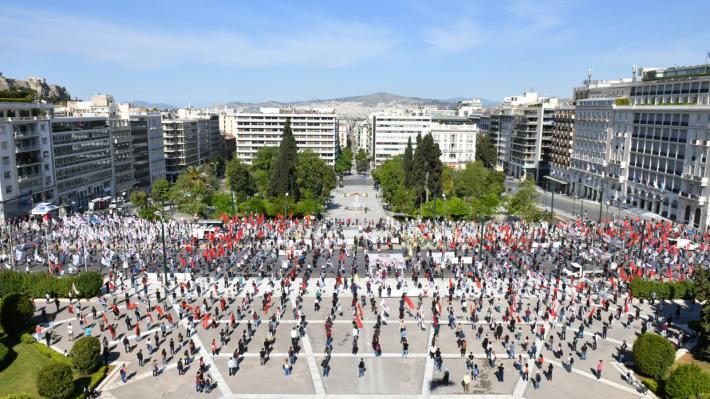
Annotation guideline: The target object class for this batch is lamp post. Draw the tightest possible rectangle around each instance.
[155,211,168,286]
[284,192,289,220]
[442,193,447,222]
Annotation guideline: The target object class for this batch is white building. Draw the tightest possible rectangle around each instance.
[370,110,431,166]
[456,98,483,117]
[0,102,56,221]
[430,116,477,169]
[370,110,477,169]
[221,108,338,165]
[566,64,710,227]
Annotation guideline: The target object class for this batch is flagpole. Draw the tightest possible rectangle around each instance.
[45,220,50,272]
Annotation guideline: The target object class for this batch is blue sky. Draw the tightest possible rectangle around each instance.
[2,0,710,106]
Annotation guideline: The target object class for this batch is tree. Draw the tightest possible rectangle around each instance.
[355,149,369,174]
[169,167,214,217]
[226,158,256,202]
[476,134,498,169]
[335,146,353,175]
[151,179,171,206]
[632,333,676,379]
[297,150,336,201]
[36,363,74,399]
[413,133,442,206]
[70,336,102,375]
[665,364,710,399]
[402,137,414,187]
[129,191,148,209]
[0,293,33,335]
[209,154,226,178]
[506,178,540,220]
[251,146,278,196]
[697,268,710,360]
[269,119,300,200]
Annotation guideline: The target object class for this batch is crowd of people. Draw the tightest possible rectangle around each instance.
[19,209,708,394]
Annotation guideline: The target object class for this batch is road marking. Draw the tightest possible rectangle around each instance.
[169,298,233,397]
[291,296,326,396]
[421,325,435,395]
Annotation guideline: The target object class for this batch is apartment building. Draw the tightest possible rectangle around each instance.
[547,103,575,192]
[51,117,113,211]
[223,108,338,165]
[371,111,431,167]
[0,102,56,221]
[508,97,559,182]
[109,118,134,195]
[161,117,200,182]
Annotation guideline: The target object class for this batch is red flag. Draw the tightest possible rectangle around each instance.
[448,278,453,290]
[588,306,596,320]
[155,305,165,317]
[476,278,481,289]
[147,312,154,323]
[263,294,272,315]
[108,281,115,291]
[667,267,673,281]
[101,312,108,325]
[436,301,442,315]
[127,302,138,310]
[135,323,141,336]
[355,313,363,329]
[403,295,414,310]
[202,314,210,329]
[357,302,364,318]
[43,214,50,223]
[180,257,186,267]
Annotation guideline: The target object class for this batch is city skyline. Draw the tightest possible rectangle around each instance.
[3,0,710,106]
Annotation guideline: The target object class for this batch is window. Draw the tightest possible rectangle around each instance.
[5,186,11,194]
[3,171,9,179]
[0,141,6,150]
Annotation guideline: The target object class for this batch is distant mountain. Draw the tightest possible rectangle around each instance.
[130,100,177,110]
[225,92,459,108]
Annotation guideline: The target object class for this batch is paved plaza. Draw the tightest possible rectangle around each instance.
[31,274,693,399]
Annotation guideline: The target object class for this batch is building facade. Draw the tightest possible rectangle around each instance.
[51,117,113,211]
[430,116,477,169]
[508,97,558,182]
[371,111,431,167]
[547,103,575,192]
[0,103,56,220]
[161,118,200,182]
[224,108,338,165]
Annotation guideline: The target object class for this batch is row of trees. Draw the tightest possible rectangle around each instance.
[133,119,336,219]
[372,133,541,220]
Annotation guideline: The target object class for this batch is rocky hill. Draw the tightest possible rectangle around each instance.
[0,73,71,102]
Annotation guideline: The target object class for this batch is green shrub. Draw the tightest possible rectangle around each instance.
[0,394,37,399]
[69,336,101,375]
[0,270,102,299]
[633,333,676,379]
[20,332,36,344]
[32,342,71,365]
[629,278,694,300]
[36,362,74,399]
[640,376,660,393]
[76,365,108,399]
[0,293,34,335]
[665,364,710,399]
[0,342,10,369]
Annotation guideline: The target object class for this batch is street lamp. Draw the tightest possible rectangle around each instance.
[442,193,447,222]
[155,211,169,286]
[284,192,289,219]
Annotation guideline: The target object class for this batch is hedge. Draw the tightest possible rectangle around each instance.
[0,342,10,370]
[0,293,34,335]
[0,394,36,399]
[629,278,695,300]
[36,362,74,399]
[633,333,676,379]
[665,364,710,399]
[32,342,71,366]
[69,336,101,375]
[76,365,108,399]
[640,375,661,394]
[0,270,103,299]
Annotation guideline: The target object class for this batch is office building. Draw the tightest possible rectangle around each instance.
[161,117,200,182]
[223,108,338,165]
[0,102,56,221]
[508,96,559,182]
[370,110,431,167]
[51,116,113,211]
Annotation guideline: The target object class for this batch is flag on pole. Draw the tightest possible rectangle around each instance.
[403,295,414,310]
[202,314,210,329]
[355,313,363,329]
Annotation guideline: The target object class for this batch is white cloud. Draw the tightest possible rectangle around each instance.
[425,19,482,52]
[0,8,396,70]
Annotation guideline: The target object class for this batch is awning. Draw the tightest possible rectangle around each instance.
[30,203,58,216]
[544,176,568,185]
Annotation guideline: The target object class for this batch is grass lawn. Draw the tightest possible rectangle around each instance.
[0,339,55,397]
[674,352,710,375]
